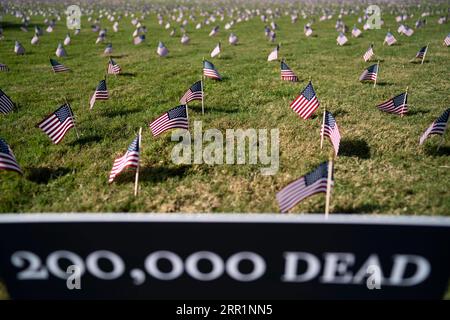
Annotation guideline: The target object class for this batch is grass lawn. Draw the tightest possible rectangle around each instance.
[0,10,449,214]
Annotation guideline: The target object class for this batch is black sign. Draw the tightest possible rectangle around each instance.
[0,214,449,299]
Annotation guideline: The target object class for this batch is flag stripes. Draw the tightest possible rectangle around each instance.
[290,81,320,119]
[0,138,22,174]
[149,105,189,137]
[0,89,15,114]
[277,162,333,213]
[37,103,75,144]
[109,135,140,183]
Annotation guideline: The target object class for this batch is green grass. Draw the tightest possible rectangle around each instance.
[0,10,449,214]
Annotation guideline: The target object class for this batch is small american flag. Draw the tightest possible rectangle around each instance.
[210,42,221,58]
[384,32,397,46]
[14,41,25,55]
[336,32,348,46]
[203,60,221,80]
[209,25,219,36]
[359,63,378,82]
[90,79,109,110]
[377,92,408,115]
[276,161,333,213]
[267,45,279,61]
[104,43,113,55]
[321,111,341,156]
[133,35,145,45]
[50,58,69,73]
[290,81,320,119]
[55,43,66,57]
[149,105,189,137]
[0,63,9,72]
[352,26,362,37]
[107,58,121,75]
[402,26,414,37]
[363,44,374,62]
[108,135,140,183]
[304,26,313,37]
[280,60,298,82]
[0,89,15,114]
[180,81,203,104]
[414,46,428,60]
[419,108,450,145]
[37,103,75,144]
[0,138,22,175]
[444,33,450,47]
[157,41,169,57]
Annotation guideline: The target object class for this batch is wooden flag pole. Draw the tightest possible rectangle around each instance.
[320,108,326,149]
[421,44,429,65]
[202,57,205,115]
[201,78,205,115]
[401,86,408,118]
[374,60,380,88]
[325,156,333,219]
[64,97,80,138]
[134,127,142,197]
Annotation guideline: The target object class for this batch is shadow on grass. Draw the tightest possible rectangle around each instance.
[333,109,348,117]
[375,81,393,87]
[102,108,141,118]
[110,54,129,59]
[408,108,430,116]
[115,165,189,184]
[69,134,102,146]
[26,167,70,184]
[333,203,381,213]
[424,145,450,156]
[339,138,370,159]
[119,72,136,77]
[189,105,239,114]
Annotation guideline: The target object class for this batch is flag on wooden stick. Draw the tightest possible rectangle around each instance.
[0,138,22,175]
[276,161,334,213]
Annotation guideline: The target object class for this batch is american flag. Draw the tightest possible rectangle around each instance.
[280,60,298,82]
[359,63,378,82]
[419,108,450,145]
[0,138,22,175]
[267,45,279,61]
[304,26,313,37]
[157,41,169,57]
[321,111,341,156]
[14,41,25,55]
[149,105,189,137]
[402,26,414,37]
[203,60,221,80]
[133,34,145,45]
[209,25,219,36]
[377,92,408,115]
[90,79,109,110]
[384,32,397,46]
[37,103,75,144]
[0,63,9,72]
[107,58,121,74]
[352,26,362,37]
[336,32,348,46]
[108,135,140,183]
[414,46,428,59]
[276,161,333,213]
[0,89,15,114]
[50,58,69,73]
[210,42,221,58]
[363,44,374,62]
[55,43,66,57]
[104,43,113,55]
[444,33,450,47]
[180,81,203,104]
[290,81,320,119]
